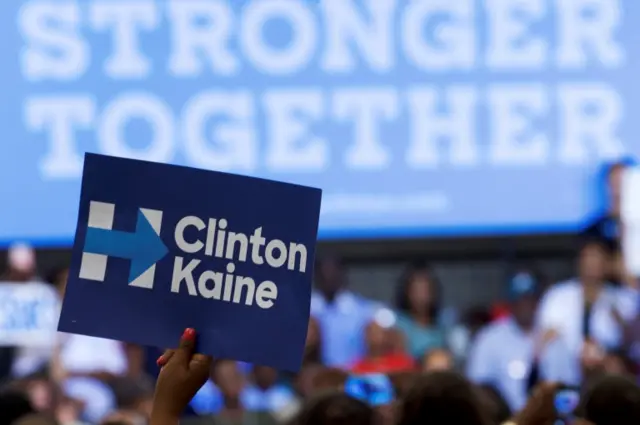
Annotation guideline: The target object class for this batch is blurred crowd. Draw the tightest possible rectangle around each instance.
[0,162,638,425]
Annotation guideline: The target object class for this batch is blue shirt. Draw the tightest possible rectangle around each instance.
[466,317,579,411]
[310,291,378,367]
[190,380,295,414]
[394,312,445,359]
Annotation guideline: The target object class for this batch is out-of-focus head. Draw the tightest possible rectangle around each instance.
[313,368,349,392]
[607,161,628,215]
[578,239,611,284]
[396,262,440,320]
[11,414,59,425]
[422,349,454,372]
[110,376,155,418]
[253,365,279,390]
[0,390,35,425]
[475,384,511,425]
[314,256,345,296]
[365,308,397,356]
[582,375,640,425]
[397,371,490,425]
[295,391,375,425]
[295,363,324,397]
[506,271,541,328]
[5,242,36,282]
[213,360,245,398]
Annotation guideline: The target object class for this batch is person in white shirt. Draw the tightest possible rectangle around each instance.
[537,239,639,373]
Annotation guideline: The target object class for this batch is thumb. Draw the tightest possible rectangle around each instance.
[172,328,197,366]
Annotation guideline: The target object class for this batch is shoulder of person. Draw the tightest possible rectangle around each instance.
[473,319,509,344]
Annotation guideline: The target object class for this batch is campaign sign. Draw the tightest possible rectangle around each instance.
[0,282,59,346]
[58,153,322,371]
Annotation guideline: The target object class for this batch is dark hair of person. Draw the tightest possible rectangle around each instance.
[578,236,615,257]
[397,371,490,425]
[12,414,60,425]
[110,376,154,410]
[395,261,441,322]
[581,374,640,425]
[295,390,375,425]
[0,390,36,425]
[475,384,511,425]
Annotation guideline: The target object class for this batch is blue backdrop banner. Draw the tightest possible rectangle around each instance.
[1,0,639,244]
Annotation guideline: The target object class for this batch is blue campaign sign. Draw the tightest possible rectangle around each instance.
[58,153,322,371]
[1,0,640,244]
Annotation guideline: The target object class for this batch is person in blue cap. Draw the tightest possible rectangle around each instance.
[466,270,578,412]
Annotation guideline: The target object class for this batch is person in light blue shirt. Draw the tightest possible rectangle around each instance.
[394,262,446,359]
[466,271,579,412]
[310,257,379,367]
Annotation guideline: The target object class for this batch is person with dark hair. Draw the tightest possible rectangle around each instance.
[394,262,446,359]
[537,239,638,375]
[467,271,576,411]
[294,391,375,425]
[0,390,36,425]
[397,370,490,425]
[310,256,379,367]
[475,384,511,425]
[582,374,640,425]
[583,159,635,251]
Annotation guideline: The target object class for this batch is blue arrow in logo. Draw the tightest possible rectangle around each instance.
[84,210,169,283]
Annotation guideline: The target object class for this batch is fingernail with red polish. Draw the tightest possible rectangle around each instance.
[156,356,165,367]
[183,328,196,341]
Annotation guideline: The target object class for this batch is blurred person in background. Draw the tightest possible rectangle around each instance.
[109,376,155,421]
[475,384,511,425]
[303,318,322,366]
[1,242,39,282]
[584,159,635,251]
[421,348,454,372]
[351,309,415,374]
[537,239,639,375]
[243,366,295,413]
[0,243,47,381]
[273,363,324,424]
[466,271,577,411]
[48,266,128,424]
[448,307,492,364]
[310,257,378,367]
[397,370,490,425]
[187,360,278,425]
[394,262,446,360]
[581,374,640,425]
[292,391,375,425]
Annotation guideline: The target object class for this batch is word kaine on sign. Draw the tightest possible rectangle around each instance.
[170,215,308,309]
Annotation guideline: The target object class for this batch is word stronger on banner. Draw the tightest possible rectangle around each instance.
[59,154,322,371]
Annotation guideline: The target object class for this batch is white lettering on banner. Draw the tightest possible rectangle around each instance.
[182,91,256,171]
[171,216,307,308]
[19,2,89,81]
[488,85,549,165]
[406,87,478,168]
[264,90,327,171]
[89,1,159,79]
[333,89,397,170]
[167,0,239,76]
[321,0,395,73]
[98,93,175,161]
[17,0,628,178]
[0,282,59,347]
[485,0,546,69]
[402,0,476,71]
[25,96,95,178]
[27,84,625,178]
